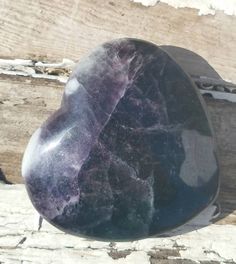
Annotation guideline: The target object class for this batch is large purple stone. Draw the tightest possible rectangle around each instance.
[22,39,219,240]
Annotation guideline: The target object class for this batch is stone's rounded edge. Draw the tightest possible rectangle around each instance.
[22,38,220,241]
[158,41,220,215]
[41,185,220,242]
[24,168,220,242]
[158,181,220,238]
[158,44,217,139]
[158,44,221,212]
[157,43,221,213]
[21,128,42,179]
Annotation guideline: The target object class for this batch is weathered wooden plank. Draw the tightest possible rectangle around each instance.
[207,99,236,225]
[0,75,63,183]
[0,183,236,264]
[0,0,236,83]
[0,74,236,227]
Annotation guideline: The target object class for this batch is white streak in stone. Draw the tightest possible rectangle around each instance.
[22,128,42,178]
[41,130,67,154]
[64,78,80,95]
[179,130,217,187]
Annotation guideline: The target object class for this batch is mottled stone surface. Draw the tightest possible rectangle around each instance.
[22,39,219,241]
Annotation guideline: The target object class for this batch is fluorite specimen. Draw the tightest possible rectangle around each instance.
[22,39,219,240]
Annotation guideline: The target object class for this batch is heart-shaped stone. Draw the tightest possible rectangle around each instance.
[22,38,219,241]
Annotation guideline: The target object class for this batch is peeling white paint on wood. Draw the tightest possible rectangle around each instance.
[1,57,236,102]
[131,0,160,7]
[0,59,75,68]
[130,0,236,16]
[0,58,75,84]
[0,183,236,264]
[200,90,236,102]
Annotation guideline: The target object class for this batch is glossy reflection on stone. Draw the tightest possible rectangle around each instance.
[22,38,219,240]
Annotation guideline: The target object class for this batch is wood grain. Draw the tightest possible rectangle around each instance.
[0,0,236,83]
[0,75,63,183]
[0,74,236,226]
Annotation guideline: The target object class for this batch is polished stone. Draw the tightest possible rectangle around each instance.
[22,38,219,240]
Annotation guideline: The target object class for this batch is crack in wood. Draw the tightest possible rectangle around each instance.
[204,250,236,263]
[38,216,43,231]
[108,248,132,259]
[0,236,26,250]
[15,237,27,248]
[0,169,12,185]
[148,248,181,259]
